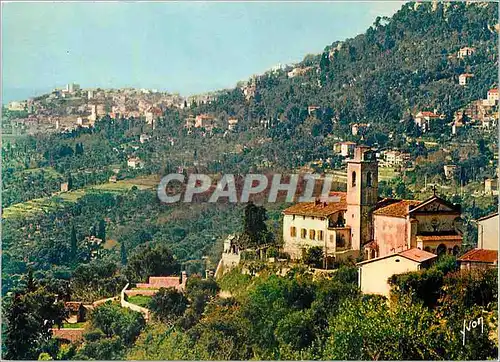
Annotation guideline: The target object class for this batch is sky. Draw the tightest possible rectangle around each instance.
[2,1,404,102]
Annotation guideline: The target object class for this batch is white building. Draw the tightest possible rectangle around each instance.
[484,178,498,195]
[7,101,26,111]
[477,212,499,250]
[383,150,410,167]
[282,194,355,261]
[357,248,437,297]
[458,212,498,270]
[228,118,239,131]
[67,83,80,93]
[459,73,474,86]
[414,111,442,133]
[127,157,144,169]
[486,88,499,106]
[351,123,369,136]
[334,141,356,157]
[457,46,475,59]
[139,134,151,144]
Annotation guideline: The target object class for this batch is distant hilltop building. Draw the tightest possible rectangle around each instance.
[334,141,356,157]
[139,133,151,144]
[127,157,144,169]
[195,114,216,131]
[287,66,313,78]
[414,110,444,133]
[443,164,460,179]
[145,106,163,125]
[459,73,474,86]
[485,88,499,106]
[380,150,411,168]
[66,83,80,93]
[308,105,321,116]
[227,118,239,131]
[457,46,475,59]
[351,123,370,136]
[7,101,26,111]
[484,178,498,195]
[282,146,464,263]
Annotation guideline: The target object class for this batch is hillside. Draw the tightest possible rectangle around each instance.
[192,2,497,139]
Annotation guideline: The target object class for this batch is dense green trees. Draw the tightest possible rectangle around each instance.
[71,261,127,302]
[74,302,145,360]
[124,244,180,282]
[149,287,188,323]
[3,282,66,360]
[125,262,498,360]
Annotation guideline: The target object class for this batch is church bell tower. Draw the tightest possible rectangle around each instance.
[346,145,378,251]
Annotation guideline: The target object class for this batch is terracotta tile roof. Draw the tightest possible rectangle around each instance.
[282,192,347,217]
[64,302,83,312]
[458,248,498,263]
[364,241,378,249]
[488,88,498,94]
[148,276,181,288]
[373,199,421,218]
[357,247,436,265]
[418,111,440,117]
[196,114,214,120]
[399,248,437,263]
[416,234,463,241]
[52,328,84,343]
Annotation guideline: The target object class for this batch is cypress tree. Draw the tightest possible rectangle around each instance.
[70,225,77,261]
[120,242,128,265]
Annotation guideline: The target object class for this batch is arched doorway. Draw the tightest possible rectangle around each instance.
[370,249,376,259]
[452,246,460,256]
[436,244,447,256]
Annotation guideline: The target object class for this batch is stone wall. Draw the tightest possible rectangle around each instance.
[120,283,150,321]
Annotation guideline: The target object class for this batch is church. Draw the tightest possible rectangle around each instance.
[282,145,464,261]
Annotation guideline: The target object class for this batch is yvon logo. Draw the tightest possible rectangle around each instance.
[460,316,484,346]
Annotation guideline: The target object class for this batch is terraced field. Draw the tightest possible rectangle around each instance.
[2,175,160,219]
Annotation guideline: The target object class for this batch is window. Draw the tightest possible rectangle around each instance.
[301,228,307,239]
[336,234,346,248]
[352,171,357,187]
[309,229,316,240]
[290,227,296,237]
[318,230,324,241]
[367,171,372,187]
